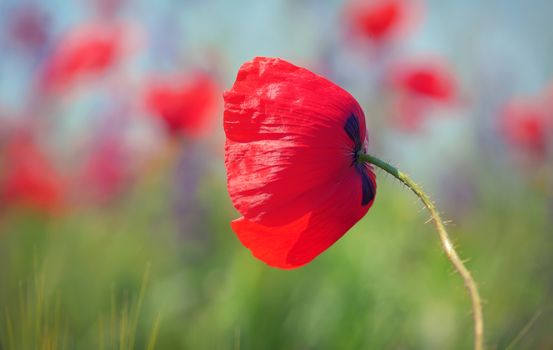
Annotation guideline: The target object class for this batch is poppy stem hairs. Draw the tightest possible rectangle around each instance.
[358,153,484,350]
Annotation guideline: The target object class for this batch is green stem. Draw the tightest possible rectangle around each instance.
[359,153,484,350]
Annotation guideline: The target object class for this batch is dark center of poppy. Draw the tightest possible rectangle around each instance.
[344,114,375,206]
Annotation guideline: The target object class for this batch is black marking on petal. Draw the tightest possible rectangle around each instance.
[345,114,373,206]
[357,166,375,206]
[344,114,362,150]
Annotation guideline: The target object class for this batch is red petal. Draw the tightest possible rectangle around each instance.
[390,60,456,101]
[500,99,549,155]
[40,23,123,92]
[346,0,422,43]
[353,0,403,40]
[146,73,220,137]
[231,164,376,269]
[224,57,368,226]
[0,137,64,213]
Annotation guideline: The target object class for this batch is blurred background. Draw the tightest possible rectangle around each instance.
[0,0,552,349]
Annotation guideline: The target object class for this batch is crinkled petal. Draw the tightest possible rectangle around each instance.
[224,57,367,226]
[231,164,376,269]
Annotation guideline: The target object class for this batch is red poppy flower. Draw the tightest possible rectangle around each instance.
[0,137,64,213]
[387,60,457,131]
[346,0,420,43]
[145,73,220,137]
[77,138,131,204]
[390,60,457,101]
[40,23,124,92]
[500,99,551,157]
[224,57,377,269]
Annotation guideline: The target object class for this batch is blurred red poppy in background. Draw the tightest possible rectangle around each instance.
[388,59,457,131]
[0,136,64,213]
[500,99,551,158]
[39,23,125,93]
[76,138,131,204]
[224,57,376,269]
[390,60,456,101]
[346,0,421,43]
[145,73,220,137]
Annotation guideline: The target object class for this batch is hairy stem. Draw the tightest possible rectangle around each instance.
[359,153,484,350]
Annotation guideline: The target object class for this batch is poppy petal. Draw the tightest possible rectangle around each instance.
[231,164,376,269]
[146,73,220,137]
[224,57,367,226]
[40,23,125,92]
[500,99,549,156]
[390,60,456,101]
[0,137,64,213]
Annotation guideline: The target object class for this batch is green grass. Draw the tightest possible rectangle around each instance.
[0,166,552,349]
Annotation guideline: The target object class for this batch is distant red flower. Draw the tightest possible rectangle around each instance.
[224,57,377,269]
[145,73,220,137]
[0,137,63,213]
[390,60,456,101]
[347,0,420,43]
[388,60,457,131]
[77,139,131,204]
[500,99,551,157]
[40,23,124,92]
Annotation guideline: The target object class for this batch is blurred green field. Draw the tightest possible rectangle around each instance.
[1,158,551,350]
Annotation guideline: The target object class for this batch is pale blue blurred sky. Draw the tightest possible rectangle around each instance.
[1,0,552,180]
